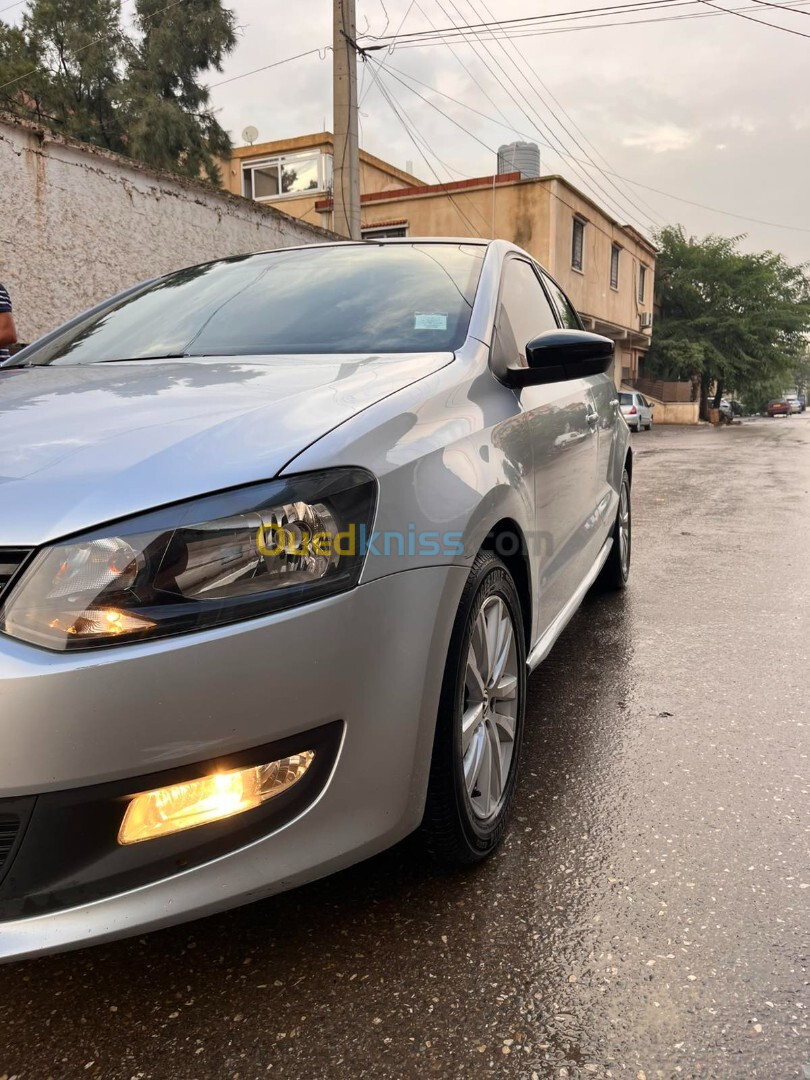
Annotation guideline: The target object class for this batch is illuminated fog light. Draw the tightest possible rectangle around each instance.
[118,753,315,845]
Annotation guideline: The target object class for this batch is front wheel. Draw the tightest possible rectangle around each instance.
[420,551,527,867]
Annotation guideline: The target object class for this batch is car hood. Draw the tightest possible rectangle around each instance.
[0,354,452,545]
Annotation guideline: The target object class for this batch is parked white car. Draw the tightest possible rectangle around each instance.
[619,390,654,431]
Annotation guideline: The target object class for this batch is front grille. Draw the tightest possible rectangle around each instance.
[0,548,32,603]
[0,815,21,874]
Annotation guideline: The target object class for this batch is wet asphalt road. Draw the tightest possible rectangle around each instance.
[1,417,808,1079]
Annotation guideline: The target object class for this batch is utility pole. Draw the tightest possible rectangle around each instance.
[333,0,361,239]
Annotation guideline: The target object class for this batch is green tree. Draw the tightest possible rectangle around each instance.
[0,0,235,184]
[645,225,810,417]
[122,0,236,183]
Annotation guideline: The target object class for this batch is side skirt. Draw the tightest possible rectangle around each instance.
[526,538,613,673]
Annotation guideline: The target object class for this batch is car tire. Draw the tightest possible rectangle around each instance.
[420,550,527,868]
[596,468,631,591]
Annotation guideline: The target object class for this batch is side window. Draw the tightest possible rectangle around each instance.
[541,272,581,330]
[572,218,585,271]
[492,259,559,369]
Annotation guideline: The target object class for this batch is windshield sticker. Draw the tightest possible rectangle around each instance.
[414,313,448,331]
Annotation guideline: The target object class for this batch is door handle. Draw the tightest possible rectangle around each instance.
[609,398,619,407]
[586,411,599,426]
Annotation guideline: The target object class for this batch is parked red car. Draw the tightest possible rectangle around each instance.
[767,400,791,417]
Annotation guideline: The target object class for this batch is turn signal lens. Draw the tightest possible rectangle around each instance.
[118,753,315,845]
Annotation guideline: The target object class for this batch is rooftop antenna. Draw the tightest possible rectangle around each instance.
[242,125,259,147]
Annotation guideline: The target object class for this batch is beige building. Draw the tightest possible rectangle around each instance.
[221,132,422,226]
[225,134,657,383]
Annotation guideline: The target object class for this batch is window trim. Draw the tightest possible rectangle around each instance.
[638,263,648,303]
[241,150,332,202]
[610,243,621,291]
[490,254,565,381]
[571,216,586,274]
[540,268,584,331]
[361,223,409,239]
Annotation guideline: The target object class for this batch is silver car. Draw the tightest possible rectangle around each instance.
[0,240,632,960]
[619,390,654,431]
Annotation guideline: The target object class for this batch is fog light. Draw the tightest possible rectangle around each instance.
[118,753,315,845]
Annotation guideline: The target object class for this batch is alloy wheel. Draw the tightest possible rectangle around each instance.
[462,596,520,821]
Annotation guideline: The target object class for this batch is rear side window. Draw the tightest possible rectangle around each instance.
[492,259,559,368]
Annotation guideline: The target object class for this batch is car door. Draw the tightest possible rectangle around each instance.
[542,269,616,550]
[491,256,600,637]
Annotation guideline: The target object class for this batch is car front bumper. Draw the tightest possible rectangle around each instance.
[0,564,467,961]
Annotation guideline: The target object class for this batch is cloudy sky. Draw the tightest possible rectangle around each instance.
[205,0,810,262]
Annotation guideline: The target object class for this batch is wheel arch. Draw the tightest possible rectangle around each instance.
[480,517,532,650]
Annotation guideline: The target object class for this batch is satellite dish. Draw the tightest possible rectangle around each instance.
[242,125,259,146]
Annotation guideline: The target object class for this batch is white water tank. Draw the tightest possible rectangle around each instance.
[497,142,541,179]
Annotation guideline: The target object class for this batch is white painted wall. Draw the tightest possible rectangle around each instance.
[0,114,337,344]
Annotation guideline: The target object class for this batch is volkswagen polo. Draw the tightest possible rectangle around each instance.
[0,239,631,960]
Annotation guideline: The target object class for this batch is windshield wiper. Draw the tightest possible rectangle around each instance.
[98,353,191,363]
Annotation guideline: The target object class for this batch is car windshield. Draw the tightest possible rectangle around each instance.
[619,393,633,405]
[9,243,486,366]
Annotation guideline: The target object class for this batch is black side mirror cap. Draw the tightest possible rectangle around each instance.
[504,329,615,388]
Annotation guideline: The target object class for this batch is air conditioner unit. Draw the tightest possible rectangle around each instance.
[640,312,654,329]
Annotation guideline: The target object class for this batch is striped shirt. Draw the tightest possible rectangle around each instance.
[0,283,11,362]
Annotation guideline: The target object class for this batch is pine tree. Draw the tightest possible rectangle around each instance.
[0,0,235,184]
[123,0,236,183]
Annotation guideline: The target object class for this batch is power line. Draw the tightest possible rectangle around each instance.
[427,0,513,126]
[360,0,418,106]
[746,0,810,13]
[374,62,649,247]
[696,0,810,35]
[374,74,488,236]
[470,0,664,228]
[208,48,329,90]
[362,0,688,43]
[366,0,810,45]
[403,0,655,233]
[371,59,810,235]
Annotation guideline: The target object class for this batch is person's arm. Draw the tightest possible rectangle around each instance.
[0,284,17,348]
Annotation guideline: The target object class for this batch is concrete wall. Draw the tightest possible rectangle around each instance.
[0,114,336,344]
[644,397,700,425]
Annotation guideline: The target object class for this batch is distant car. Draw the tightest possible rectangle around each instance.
[767,400,791,417]
[620,391,654,431]
[785,396,802,415]
[798,395,807,413]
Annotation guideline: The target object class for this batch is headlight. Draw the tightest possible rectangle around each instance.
[0,469,376,651]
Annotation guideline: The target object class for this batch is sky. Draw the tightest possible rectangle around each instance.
[4,0,808,261]
[204,0,810,263]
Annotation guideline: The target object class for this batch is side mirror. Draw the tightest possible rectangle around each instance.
[504,329,614,388]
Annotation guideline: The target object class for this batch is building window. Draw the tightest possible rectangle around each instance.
[571,217,585,272]
[242,151,332,201]
[361,224,409,238]
[638,264,647,302]
[610,243,621,290]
